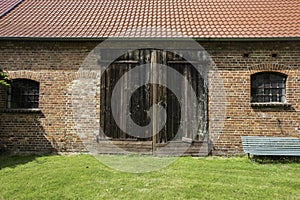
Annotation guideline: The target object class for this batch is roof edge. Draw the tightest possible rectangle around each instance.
[195,37,300,42]
[0,0,24,18]
[0,36,300,42]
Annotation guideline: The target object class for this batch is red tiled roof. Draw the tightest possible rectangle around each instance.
[0,0,299,38]
[0,0,22,17]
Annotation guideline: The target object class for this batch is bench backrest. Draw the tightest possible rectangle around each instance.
[241,136,300,154]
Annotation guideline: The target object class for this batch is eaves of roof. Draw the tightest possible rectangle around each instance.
[1,36,300,42]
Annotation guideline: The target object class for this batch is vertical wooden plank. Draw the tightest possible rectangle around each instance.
[128,49,142,140]
[139,52,145,139]
[152,49,158,150]
[168,78,174,142]
[167,53,175,142]
[192,67,199,141]
[183,64,188,139]
[199,70,205,141]
[166,71,171,142]
[100,68,106,139]
[120,63,125,140]
[105,67,111,137]
[113,64,119,139]
[186,65,192,139]
[166,51,172,142]
[156,50,161,143]
[144,56,150,141]
[111,64,116,138]
[125,63,131,139]
[161,50,167,143]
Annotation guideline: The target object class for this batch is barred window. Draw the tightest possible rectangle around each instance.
[251,72,286,103]
[8,79,39,108]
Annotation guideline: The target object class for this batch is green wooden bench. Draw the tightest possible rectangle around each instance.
[241,136,300,157]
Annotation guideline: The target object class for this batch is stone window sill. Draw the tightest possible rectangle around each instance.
[0,108,41,113]
[250,102,291,108]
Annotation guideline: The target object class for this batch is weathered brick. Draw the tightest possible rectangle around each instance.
[0,40,299,155]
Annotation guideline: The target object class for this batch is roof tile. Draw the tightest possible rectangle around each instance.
[0,0,299,38]
[0,0,23,17]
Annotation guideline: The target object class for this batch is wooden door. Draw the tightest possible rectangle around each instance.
[100,49,207,146]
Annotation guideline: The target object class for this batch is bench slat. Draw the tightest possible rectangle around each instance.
[241,136,300,156]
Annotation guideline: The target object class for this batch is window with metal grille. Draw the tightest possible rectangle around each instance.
[251,72,286,103]
[7,79,39,108]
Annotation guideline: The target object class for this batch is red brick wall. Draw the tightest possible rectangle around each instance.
[0,41,97,153]
[0,40,299,155]
[203,41,300,155]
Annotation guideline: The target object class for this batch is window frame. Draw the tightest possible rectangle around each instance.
[7,78,40,109]
[250,72,289,107]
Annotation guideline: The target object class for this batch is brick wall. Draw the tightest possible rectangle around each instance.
[203,41,300,155]
[0,41,97,153]
[0,40,299,155]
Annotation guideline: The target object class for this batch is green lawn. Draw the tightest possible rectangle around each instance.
[0,154,300,200]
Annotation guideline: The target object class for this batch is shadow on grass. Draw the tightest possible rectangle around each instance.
[251,155,300,164]
[0,152,57,170]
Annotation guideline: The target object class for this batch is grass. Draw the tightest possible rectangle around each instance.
[0,154,300,200]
